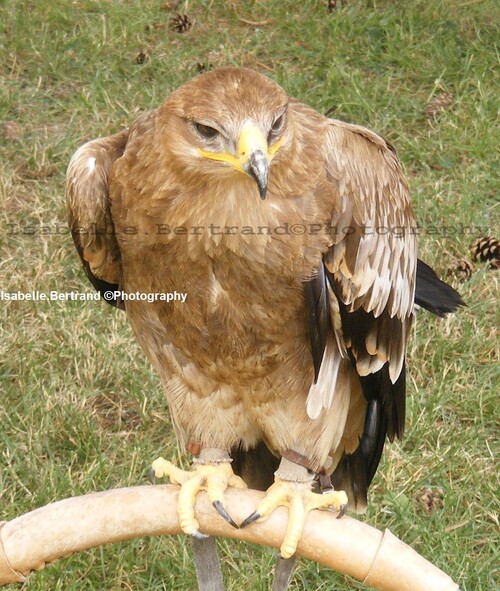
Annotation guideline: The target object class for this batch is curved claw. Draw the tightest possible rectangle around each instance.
[212,500,239,529]
[148,466,156,485]
[336,503,348,519]
[149,454,247,538]
[244,477,348,558]
[240,510,260,529]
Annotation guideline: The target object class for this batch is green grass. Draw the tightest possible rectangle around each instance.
[0,0,498,589]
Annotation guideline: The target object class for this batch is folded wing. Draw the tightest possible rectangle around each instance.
[66,130,128,308]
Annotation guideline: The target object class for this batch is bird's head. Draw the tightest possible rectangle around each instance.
[159,68,291,200]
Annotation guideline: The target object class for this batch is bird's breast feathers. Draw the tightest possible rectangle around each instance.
[121,227,319,378]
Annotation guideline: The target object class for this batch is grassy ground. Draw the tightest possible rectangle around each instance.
[0,0,498,589]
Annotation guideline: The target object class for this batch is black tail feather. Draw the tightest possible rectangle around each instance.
[416,259,465,317]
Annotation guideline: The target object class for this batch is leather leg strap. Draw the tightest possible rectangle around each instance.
[282,449,333,492]
[186,444,334,491]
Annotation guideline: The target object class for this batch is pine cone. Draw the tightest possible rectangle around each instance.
[418,487,444,514]
[447,258,473,281]
[425,92,453,120]
[196,62,213,73]
[470,236,500,269]
[136,51,149,65]
[171,14,192,33]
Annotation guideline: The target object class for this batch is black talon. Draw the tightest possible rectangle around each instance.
[148,466,156,485]
[212,500,239,529]
[190,530,210,540]
[336,503,348,519]
[240,510,260,528]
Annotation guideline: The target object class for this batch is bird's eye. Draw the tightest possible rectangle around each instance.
[194,122,219,139]
[268,112,286,143]
[271,114,284,132]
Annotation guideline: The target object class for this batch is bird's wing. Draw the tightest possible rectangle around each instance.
[322,119,416,385]
[305,120,417,501]
[66,129,129,309]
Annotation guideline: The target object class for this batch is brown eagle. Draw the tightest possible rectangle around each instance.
[67,67,462,590]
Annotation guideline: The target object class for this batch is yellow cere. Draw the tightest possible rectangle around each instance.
[196,124,282,172]
[236,125,268,159]
[268,137,282,156]
[196,148,245,172]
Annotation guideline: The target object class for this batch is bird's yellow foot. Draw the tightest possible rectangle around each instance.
[240,458,348,559]
[149,448,247,538]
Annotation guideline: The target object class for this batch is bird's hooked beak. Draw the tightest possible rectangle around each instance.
[196,123,282,200]
[236,125,269,200]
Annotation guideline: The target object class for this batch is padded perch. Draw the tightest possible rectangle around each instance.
[0,485,458,590]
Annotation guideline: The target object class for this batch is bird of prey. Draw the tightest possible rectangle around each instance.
[67,67,463,590]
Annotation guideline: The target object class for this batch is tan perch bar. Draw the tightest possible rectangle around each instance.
[0,485,459,590]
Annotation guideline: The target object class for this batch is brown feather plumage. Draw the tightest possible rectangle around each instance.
[67,67,418,508]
